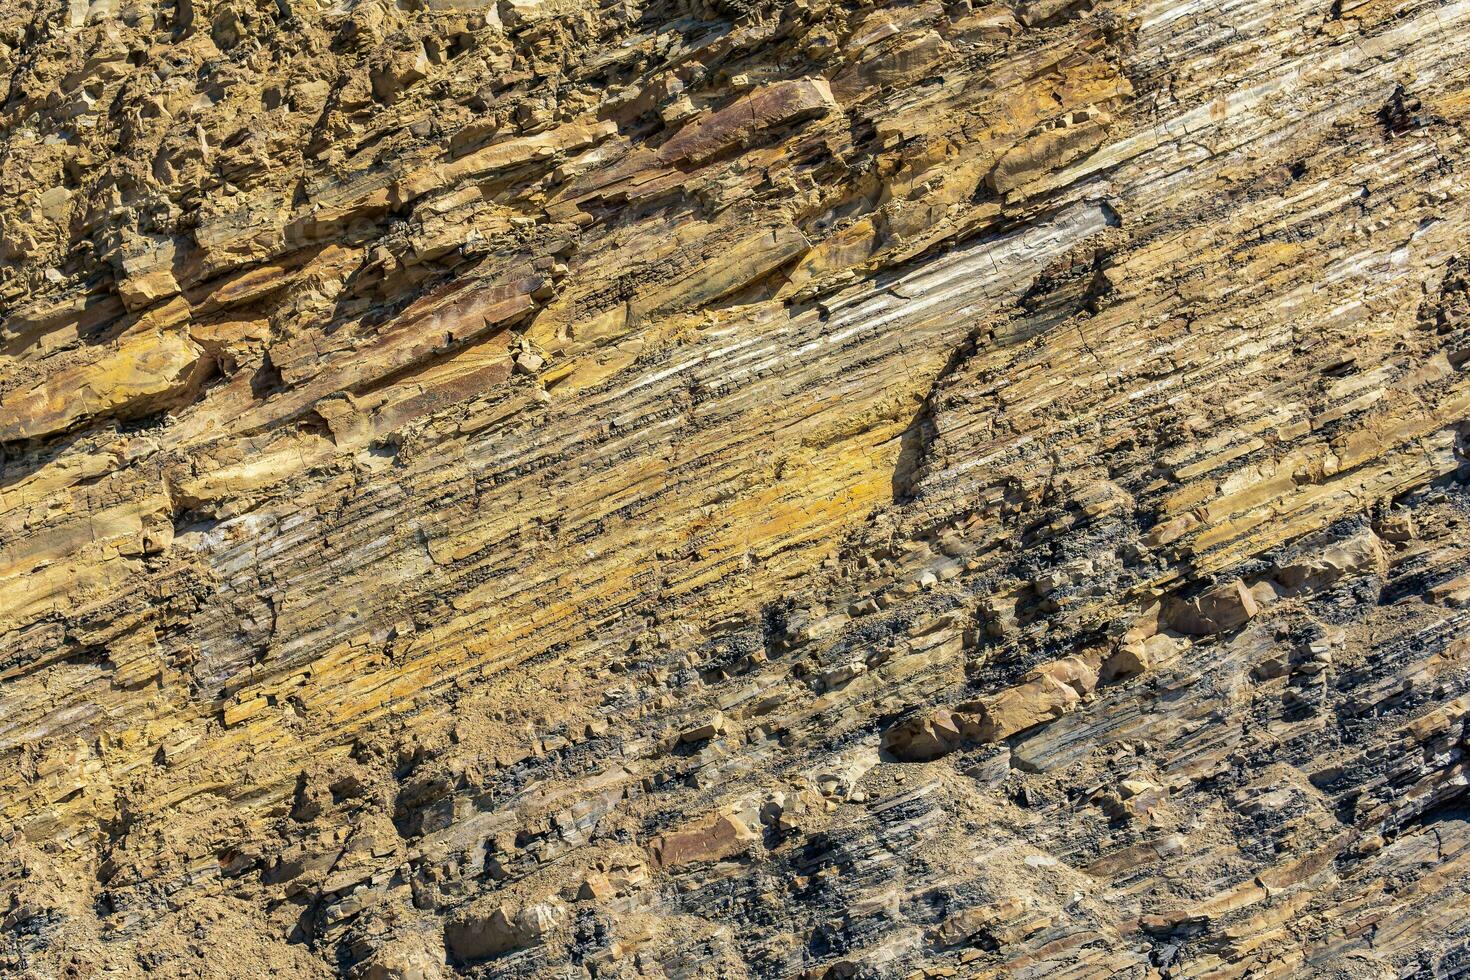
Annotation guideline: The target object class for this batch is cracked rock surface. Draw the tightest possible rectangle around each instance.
[1,0,1469,977]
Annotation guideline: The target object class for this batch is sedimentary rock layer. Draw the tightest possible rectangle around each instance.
[0,0,1468,977]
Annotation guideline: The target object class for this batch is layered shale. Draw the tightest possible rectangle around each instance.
[1,0,1469,977]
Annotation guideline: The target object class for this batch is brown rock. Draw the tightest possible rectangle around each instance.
[576,872,615,900]
[1273,531,1385,594]
[0,325,207,444]
[1102,641,1150,681]
[117,242,182,311]
[1167,580,1259,635]
[371,45,431,104]
[443,905,520,962]
[965,655,1099,742]
[2,1,1468,976]
[648,812,758,869]
[443,903,561,962]
[1100,776,1167,822]
[359,930,446,980]
[394,121,618,205]
[679,711,729,744]
[1015,0,1095,26]
[883,708,964,761]
[989,110,1114,195]
[1376,512,1416,544]
[656,79,837,166]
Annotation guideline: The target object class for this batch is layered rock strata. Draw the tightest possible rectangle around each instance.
[1,0,1469,977]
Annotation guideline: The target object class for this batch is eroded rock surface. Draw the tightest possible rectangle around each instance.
[1,0,1469,977]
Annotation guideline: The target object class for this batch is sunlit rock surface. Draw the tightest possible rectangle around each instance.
[1,0,1469,976]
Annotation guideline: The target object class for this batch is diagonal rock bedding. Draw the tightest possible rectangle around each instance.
[1,0,1470,976]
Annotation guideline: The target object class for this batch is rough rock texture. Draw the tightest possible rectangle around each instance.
[1,0,1469,977]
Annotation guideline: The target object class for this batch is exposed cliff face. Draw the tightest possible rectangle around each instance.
[1,0,1468,977]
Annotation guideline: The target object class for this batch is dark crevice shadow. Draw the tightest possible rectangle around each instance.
[888,234,1119,505]
[891,333,978,504]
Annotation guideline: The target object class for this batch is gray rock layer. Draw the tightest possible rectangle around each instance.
[1,0,1469,977]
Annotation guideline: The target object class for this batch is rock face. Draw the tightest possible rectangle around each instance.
[0,0,1469,977]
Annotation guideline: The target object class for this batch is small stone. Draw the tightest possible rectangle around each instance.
[1253,650,1291,680]
[1102,641,1149,680]
[1376,512,1416,544]
[1273,531,1385,595]
[759,792,786,825]
[577,872,614,900]
[371,45,431,105]
[882,708,964,761]
[514,351,546,375]
[659,94,699,124]
[1032,570,1068,595]
[444,905,522,961]
[647,811,758,868]
[1167,579,1258,635]
[980,596,1017,637]
[515,903,560,940]
[964,654,1099,741]
[679,712,729,745]
[1118,778,1154,798]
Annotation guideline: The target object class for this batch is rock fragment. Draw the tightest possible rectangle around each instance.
[1273,531,1385,594]
[656,79,838,166]
[1167,580,1259,635]
[647,812,758,869]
